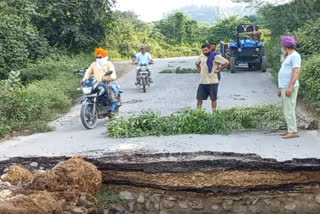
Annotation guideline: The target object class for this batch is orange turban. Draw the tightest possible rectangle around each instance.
[95,48,108,57]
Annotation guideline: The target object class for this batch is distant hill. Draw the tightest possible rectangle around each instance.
[167,5,256,24]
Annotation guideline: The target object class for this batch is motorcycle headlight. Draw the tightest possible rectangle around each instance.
[256,48,260,52]
[82,87,92,95]
[238,48,242,52]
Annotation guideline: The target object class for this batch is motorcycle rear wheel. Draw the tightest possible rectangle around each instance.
[80,104,97,129]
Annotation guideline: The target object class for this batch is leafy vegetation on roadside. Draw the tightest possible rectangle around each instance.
[300,55,320,109]
[0,54,94,137]
[160,67,199,74]
[107,105,285,138]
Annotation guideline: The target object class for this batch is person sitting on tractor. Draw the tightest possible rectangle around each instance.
[244,26,262,41]
[132,46,154,85]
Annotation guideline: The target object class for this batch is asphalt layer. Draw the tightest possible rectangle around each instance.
[2,153,320,193]
[0,57,319,161]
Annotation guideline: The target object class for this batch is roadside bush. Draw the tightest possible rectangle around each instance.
[107,105,285,138]
[300,54,320,109]
[0,83,19,136]
[0,53,94,137]
[20,54,94,83]
[0,79,73,136]
[161,67,198,73]
[20,81,72,115]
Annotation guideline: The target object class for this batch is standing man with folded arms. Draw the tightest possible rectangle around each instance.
[196,43,229,111]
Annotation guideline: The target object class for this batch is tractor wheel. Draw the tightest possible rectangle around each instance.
[230,57,235,73]
[261,56,267,72]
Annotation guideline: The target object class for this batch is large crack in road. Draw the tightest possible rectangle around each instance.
[1,152,320,194]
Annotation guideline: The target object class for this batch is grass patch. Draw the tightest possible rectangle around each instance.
[160,67,199,74]
[97,190,122,208]
[107,105,285,138]
[0,53,94,137]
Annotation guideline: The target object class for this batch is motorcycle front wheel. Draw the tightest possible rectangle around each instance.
[80,104,97,129]
[142,77,146,93]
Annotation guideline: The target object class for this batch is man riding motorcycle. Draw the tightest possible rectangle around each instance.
[132,45,154,85]
[81,48,120,118]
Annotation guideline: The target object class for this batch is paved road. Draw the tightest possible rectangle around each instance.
[0,57,319,161]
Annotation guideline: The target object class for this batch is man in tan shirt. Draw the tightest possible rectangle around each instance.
[81,48,119,117]
[196,43,229,110]
[244,26,262,41]
[82,49,116,82]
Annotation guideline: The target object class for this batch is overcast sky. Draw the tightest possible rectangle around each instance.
[115,0,238,22]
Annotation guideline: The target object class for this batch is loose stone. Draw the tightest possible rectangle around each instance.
[137,194,145,204]
[284,203,296,211]
[119,191,135,200]
[30,162,39,168]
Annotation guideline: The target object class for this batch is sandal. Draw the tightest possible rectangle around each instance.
[282,133,299,139]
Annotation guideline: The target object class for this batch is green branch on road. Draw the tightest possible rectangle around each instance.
[160,67,199,74]
[107,105,285,138]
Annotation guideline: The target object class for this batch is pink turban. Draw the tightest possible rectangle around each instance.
[281,36,297,48]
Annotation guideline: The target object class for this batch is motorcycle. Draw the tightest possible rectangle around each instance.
[136,63,152,93]
[78,69,121,129]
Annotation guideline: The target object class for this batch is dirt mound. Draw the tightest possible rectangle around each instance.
[0,191,63,214]
[30,156,102,196]
[5,165,34,185]
[0,157,102,214]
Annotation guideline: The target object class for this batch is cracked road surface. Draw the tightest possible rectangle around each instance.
[0,57,319,161]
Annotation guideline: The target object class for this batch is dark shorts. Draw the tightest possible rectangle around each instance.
[196,84,219,101]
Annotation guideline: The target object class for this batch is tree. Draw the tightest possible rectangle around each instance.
[33,0,115,51]
[232,0,320,21]
[154,12,205,45]
[294,17,320,56]
[155,12,187,44]
[0,0,49,78]
[258,3,310,37]
[296,0,320,21]
[208,16,250,43]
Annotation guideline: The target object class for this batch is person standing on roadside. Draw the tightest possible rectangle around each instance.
[209,42,221,81]
[210,42,217,52]
[196,43,229,111]
[278,36,301,139]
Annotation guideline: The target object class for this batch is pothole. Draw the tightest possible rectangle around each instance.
[1,152,320,213]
